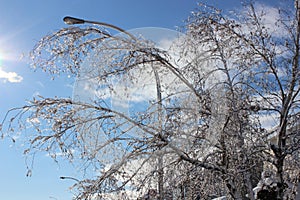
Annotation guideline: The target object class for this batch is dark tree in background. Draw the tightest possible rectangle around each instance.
[1,1,300,199]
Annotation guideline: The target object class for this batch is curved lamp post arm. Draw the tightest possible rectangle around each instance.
[60,176,80,182]
[63,16,136,40]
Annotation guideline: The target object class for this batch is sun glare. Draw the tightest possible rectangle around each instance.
[0,52,3,66]
[0,50,10,63]
[0,50,23,83]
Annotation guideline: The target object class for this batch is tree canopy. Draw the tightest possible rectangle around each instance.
[1,1,300,200]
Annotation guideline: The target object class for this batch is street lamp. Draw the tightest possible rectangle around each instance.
[60,176,80,182]
[63,16,136,40]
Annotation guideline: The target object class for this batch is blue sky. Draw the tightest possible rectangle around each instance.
[0,0,280,199]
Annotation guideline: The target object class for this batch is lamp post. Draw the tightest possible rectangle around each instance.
[62,16,165,199]
[63,16,136,40]
[60,176,80,182]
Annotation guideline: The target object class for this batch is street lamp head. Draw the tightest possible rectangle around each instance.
[63,16,85,25]
[60,176,80,182]
[62,16,136,40]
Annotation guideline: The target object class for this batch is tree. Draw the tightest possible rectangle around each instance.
[1,1,300,199]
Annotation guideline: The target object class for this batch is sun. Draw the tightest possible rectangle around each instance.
[0,50,23,83]
[0,50,8,66]
[0,52,3,66]
[0,46,20,64]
